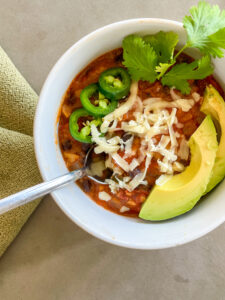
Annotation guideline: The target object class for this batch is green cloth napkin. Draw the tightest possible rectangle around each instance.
[0,47,42,256]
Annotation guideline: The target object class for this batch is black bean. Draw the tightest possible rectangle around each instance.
[82,179,92,192]
[87,66,94,75]
[128,168,141,178]
[115,53,123,63]
[122,133,132,142]
[102,168,113,180]
[81,143,91,153]
[62,140,72,151]
[67,96,76,105]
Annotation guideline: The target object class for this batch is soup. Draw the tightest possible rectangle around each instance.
[58,47,224,218]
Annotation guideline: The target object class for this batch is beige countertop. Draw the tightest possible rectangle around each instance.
[1,0,225,299]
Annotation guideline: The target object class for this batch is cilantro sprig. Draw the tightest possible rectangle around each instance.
[122,1,225,94]
[143,31,178,64]
[183,1,225,57]
[144,31,178,79]
[161,56,213,94]
[122,35,158,83]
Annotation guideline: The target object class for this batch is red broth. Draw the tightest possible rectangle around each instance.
[58,48,224,217]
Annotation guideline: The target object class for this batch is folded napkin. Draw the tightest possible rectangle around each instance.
[0,47,42,256]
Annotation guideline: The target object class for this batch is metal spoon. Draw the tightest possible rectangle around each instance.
[0,146,107,215]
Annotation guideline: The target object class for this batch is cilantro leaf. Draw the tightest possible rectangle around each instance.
[143,31,179,63]
[155,62,174,78]
[183,1,225,57]
[122,35,158,82]
[161,55,213,94]
[208,28,225,58]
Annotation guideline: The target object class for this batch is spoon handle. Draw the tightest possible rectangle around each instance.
[0,169,85,215]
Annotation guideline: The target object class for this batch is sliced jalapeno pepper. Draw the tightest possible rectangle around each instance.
[80,83,117,117]
[69,108,102,143]
[99,67,131,101]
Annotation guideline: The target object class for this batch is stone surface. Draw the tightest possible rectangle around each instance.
[1,0,225,299]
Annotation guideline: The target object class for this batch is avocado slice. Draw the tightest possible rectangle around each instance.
[201,85,225,193]
[139,115,218,221]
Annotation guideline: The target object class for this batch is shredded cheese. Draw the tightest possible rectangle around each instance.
[92,81,191,193]
[91,125,120,154]
[128,154,151,190]
[170,87,181,101]
[192,92,201,102]
[120,206,130,213]
[178,137,189,160]
[111,153,131,172]
[99,192,111,201]
[156,174,173,186]
[144,98,194,113]
[102,81,138,124]
[173,161,185,172]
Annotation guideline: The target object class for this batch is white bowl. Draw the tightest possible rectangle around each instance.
[34,18,225,249]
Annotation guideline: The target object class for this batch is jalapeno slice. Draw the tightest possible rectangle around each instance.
[99,67,131,100]
[69,108,101,143]
[80,83,117,117]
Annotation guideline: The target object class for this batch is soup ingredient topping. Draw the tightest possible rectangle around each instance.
[161,55,213,94]
[69,108,102,143]
[122,1,225,94]
[143,31,179,64]
[183,1,225,57]
[201,85,225,193]
[122,35,158,83]
[91,81,199,193]
[98,191,111,201]
[99,67,131,100]
[80,83,118,117]
[139,115,218,221]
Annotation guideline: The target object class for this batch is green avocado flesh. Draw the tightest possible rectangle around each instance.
[201,85,225,193]
[139,115,218,221]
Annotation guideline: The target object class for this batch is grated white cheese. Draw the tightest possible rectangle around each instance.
[155,174,173,186]
[121,121,147,134]
[107,120,118,132]
[148,138,177,161]
[178,137,189,160]
[167,108,178,148]
[105,156,123,175]
[128,154,151,191]
[173,161,185,172]
[129,159,139,171]
[144,98,195,113]
[111,153,131,172]
[159,135,170,148]
[91,125,120,154]
[173,99,195,112]
[103,81,138,124]
[170,87,181,100]
[192,92,201,102]
[105,178,120,193]
[99,191,111,201]
[120,206,130,213]
[91,81,191,192]
[157,157,173,174]
[135,96,143,112]
[123,135,134,157]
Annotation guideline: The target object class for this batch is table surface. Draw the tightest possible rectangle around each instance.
[1,0,225,299]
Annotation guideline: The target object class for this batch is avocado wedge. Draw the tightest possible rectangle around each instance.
[139,115,218,221]
[201,85,225,193]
